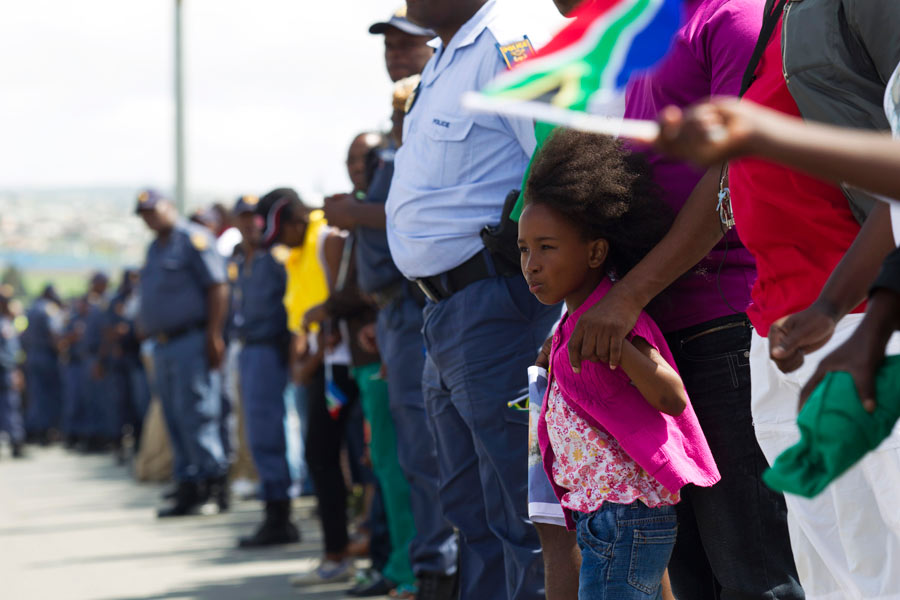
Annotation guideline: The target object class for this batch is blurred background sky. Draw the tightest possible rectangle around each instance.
[1,0,563,196]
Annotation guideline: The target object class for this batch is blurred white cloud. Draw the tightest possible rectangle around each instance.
[0,0,564,201]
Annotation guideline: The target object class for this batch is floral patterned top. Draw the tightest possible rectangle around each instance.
[546,377,680,513]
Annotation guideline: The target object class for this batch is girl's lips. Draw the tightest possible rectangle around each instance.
[528,283,543,293]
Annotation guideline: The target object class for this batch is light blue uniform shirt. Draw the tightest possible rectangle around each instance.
[139,221,226,337]
[386,0,537,278]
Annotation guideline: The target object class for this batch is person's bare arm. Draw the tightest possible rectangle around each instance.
[769,201,895,372]
[323,194,387,230]
[568,168,724,372]
[618,337,688,416]
[656,99,900,200]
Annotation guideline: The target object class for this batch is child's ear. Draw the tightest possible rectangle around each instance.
[588,239,608,269]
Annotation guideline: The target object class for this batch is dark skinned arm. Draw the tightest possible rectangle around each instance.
[568,167,724,372]
[656,99,900,200]
[799,287,900,413]
[618,337,688,416]
[769,201,895,373]
[323,194,387,230]
[205,283,228,369]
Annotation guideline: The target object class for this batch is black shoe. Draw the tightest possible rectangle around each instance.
[161,485,178,501]
[415,572,458,600]
[157,482,204,518]
[237,500,300,548]
[347,570,394,597]
[207,475,230,512]
[11,443,25,458]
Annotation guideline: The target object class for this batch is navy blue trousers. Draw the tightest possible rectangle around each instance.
[421,274,558,600]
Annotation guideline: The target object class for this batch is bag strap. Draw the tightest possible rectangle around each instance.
[739,0,789,97]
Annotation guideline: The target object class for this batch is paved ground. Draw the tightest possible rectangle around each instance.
[0,445,387,600]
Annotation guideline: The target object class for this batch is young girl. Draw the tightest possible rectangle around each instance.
[518,129,721,599]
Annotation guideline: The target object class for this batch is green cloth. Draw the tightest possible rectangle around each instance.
[352,362,416,586]
[510,121,556,222]
[763,355,900,498]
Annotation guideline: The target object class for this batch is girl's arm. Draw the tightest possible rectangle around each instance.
[618,337,688,416]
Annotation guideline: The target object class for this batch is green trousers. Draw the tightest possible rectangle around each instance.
[353,363,416,586]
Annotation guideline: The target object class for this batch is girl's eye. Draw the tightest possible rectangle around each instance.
[541,244,555,251]
[518,246,529,254]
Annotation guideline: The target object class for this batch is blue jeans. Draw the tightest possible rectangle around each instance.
[422,273,559,599]
[377,294,457,576]
[573,501,677,600]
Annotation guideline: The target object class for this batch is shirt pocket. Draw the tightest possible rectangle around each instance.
[422,113,475,188]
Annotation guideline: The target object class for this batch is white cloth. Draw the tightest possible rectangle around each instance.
[750,315,900,600]
[216,227,242,257]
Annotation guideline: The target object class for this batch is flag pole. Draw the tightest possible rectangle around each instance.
[461,92,660,143]
[174,0,186,215]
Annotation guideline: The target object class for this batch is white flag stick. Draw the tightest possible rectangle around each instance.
[462,92,660,143]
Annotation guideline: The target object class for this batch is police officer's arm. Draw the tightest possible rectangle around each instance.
[205,283,228,368]
[187,232,229,369]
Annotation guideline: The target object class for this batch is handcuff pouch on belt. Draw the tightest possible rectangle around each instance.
[480,188,523,278]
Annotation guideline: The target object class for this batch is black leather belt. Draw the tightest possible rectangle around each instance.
[156,322,206,344]
[415,251,495,304]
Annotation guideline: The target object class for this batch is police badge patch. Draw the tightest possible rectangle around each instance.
[497,36,535,70]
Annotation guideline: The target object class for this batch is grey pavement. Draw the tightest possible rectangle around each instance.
[0,445,388,600]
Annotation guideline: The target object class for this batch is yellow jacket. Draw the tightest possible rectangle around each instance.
[283,209,329,333]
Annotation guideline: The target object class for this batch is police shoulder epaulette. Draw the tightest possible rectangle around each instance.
[496,35,535,70]
[190,231,210,251]
[270,244,290,265]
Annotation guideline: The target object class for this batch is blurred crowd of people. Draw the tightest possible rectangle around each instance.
[4,0,900,599]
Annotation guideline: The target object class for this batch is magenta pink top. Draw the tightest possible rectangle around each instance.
[538,277,721,528]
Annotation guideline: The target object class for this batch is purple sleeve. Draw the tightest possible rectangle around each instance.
[695,0,765,96]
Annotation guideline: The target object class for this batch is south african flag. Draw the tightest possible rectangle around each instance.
[463,0,681,139]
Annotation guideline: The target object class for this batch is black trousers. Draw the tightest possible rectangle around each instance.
[304,363,360,555]
[665,314,804,600]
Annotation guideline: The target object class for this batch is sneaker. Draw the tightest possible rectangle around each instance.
[348,569,394,597]
[288,558,354,586]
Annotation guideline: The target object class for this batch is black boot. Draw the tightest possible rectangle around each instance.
[157,482,204,518]
[207,475,230,512]
[415,572,459,600]
[237,500,300,548]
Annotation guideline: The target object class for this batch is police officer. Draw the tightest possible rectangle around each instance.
[322,10,459,598]
[0,285,25,458]
[104,269,151,456]
[229,194,299,547]
[135,189,229,518]
[22,285,64,444]
[385,1,558,598]
[61,295,91,448]
[82,272,117,452]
